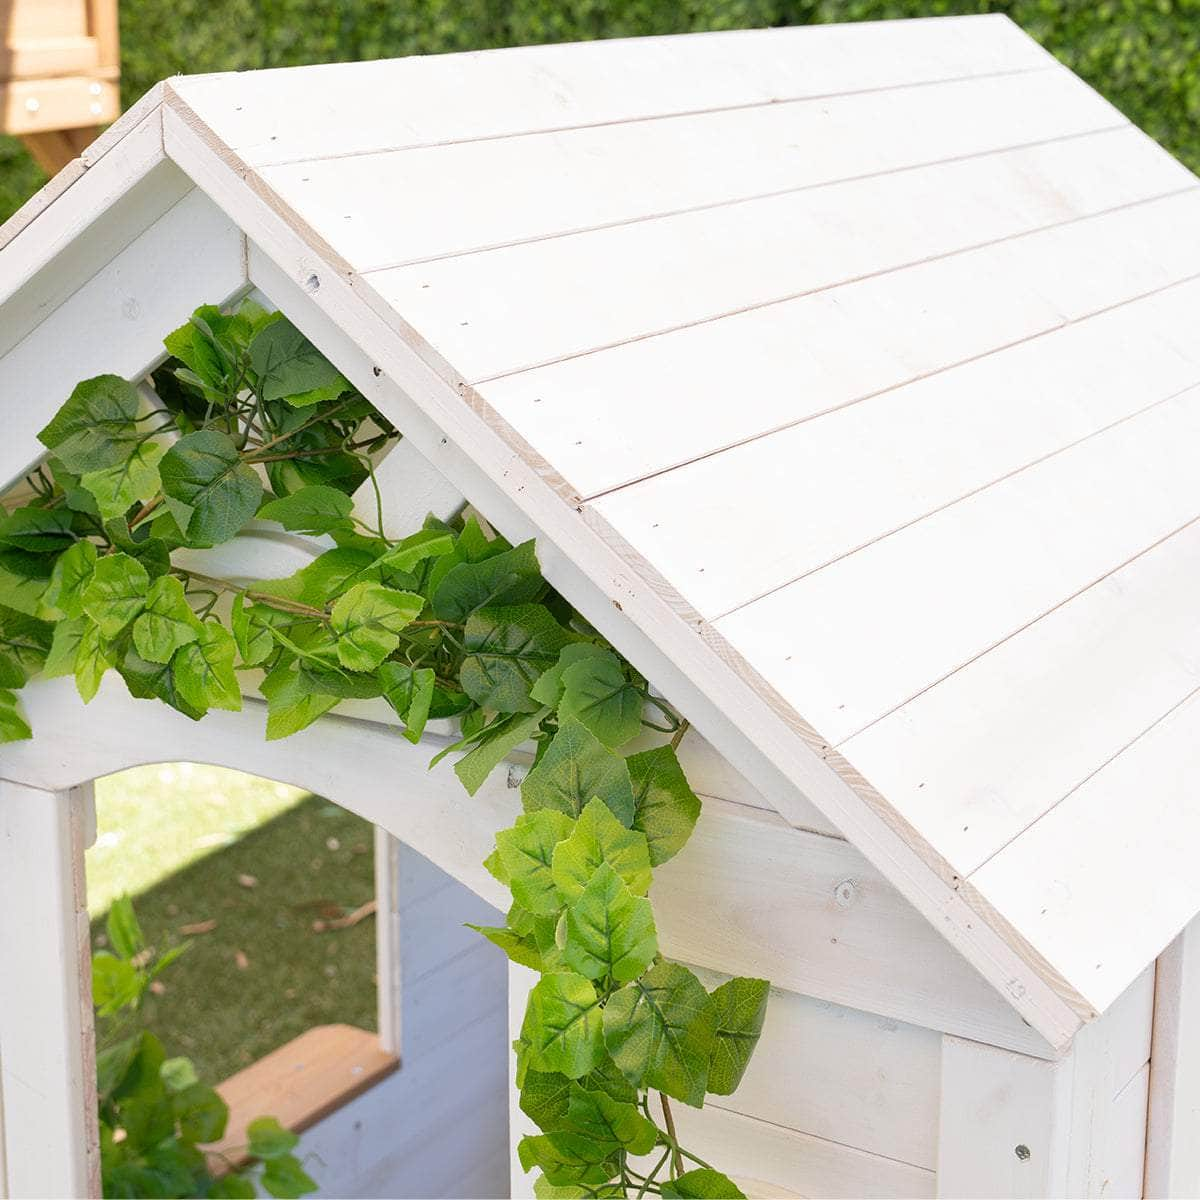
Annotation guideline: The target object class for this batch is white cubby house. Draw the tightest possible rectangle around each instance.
[3,14,1200,1199]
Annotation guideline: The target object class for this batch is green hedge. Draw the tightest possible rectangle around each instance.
[3,1,1199,222]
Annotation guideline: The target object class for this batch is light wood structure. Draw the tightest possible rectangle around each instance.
[2,15,1200,1197]
[1,0,120,174]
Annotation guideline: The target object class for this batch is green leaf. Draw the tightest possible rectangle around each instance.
[376,661,435,742]
[132,575,201,663]
[522,972,605,1079]
[75,620,116,702]
[551,797,652,904]
[452,707,548,796]
[461,604,575,713]
[261,1153,318,1198]
[261,661,339,739]
[79,440,166,521]
[42,615,87,678]
[0,688,31,742]
[164,314,226,391]
[253,546,377,608]
[330,582,423,671]
[519,1070,572,1132]
[210,1175,258,1199]
[258,484,355,534]
[629,745,702,867]
[43,539,97,619]
[119,649,205,721]
[661,1169,746,1198]
[81,552,150,637]
[300,663,383,699]
[160,1056,199,1093]
[0,507,76,554]
[105,895,144,960]
[518,1132,619,1188]
[561,1082,658,1155]
[707,977,770,1096]
[250,319,349,408]
[557,650,643,748]
[246,1115,300,1158]
[37,374,141,473]
[532,1173,624,1199]
[173,1082,228,1143]
[0,548,53,616]
[521,719,636,825]
[231,594,281,666]
[602,962,716,1106]
[372,528,455,574]
[0,606,51,686]
[563,862,657,983]
[173,621,241,713]
[468,922,544,970]
[432,539,543,622]
[530,642,608,708]
[159,430,263,547]
[91,951,143,1016]
[495,809,575,916]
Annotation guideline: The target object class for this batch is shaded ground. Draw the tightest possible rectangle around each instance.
[89,775,377,1083]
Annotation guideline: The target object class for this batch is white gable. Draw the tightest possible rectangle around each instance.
[4,14,1196,1050]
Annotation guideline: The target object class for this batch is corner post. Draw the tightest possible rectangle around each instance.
[0,779,99,1198]
[1145,916,1200,1197]
[373,827,404,1056]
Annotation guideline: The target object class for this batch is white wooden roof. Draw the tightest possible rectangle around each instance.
[5,14,1199,1048]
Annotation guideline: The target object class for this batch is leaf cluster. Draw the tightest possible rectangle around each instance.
[94,897,316,1198]
[0,299,773,1198]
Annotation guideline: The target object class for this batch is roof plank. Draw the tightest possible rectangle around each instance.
[714,384,1200,745]
[591,272,1200,619]
[258,67,1105,273]
[169,15,1049,167]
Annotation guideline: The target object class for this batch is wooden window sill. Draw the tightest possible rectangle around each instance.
[208,1023,399,1173]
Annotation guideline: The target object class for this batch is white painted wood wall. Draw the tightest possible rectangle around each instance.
[301,840,509,1199]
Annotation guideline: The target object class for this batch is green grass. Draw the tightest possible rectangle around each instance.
[3,2,1200,224]
[88,767,377,1083]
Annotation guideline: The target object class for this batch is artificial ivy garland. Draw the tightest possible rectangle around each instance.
[0,299,770,1200]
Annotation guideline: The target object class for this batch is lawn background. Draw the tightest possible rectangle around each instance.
[2,0,1200,222]
[89,767,377,1083]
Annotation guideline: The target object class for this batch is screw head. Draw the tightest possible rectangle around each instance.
[834,879,858,908]
[1015,1145,1031,1162]
[24,97,40,114]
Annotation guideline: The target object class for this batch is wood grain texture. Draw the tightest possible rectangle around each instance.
[169,15,1051,167]
[209,1025,398,1172]
[259,69,1119,273]
[0,783,99,1198]
[1145,919,1200,1198]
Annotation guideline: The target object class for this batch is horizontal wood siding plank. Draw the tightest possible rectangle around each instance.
[260,69,1120,272]
[689,966,941,1167]
[668,1103,935,1199]
[654,800,1050,1054]
[715,383,1200,745]
[171,15,1051,166]
[368,140,1192,385]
